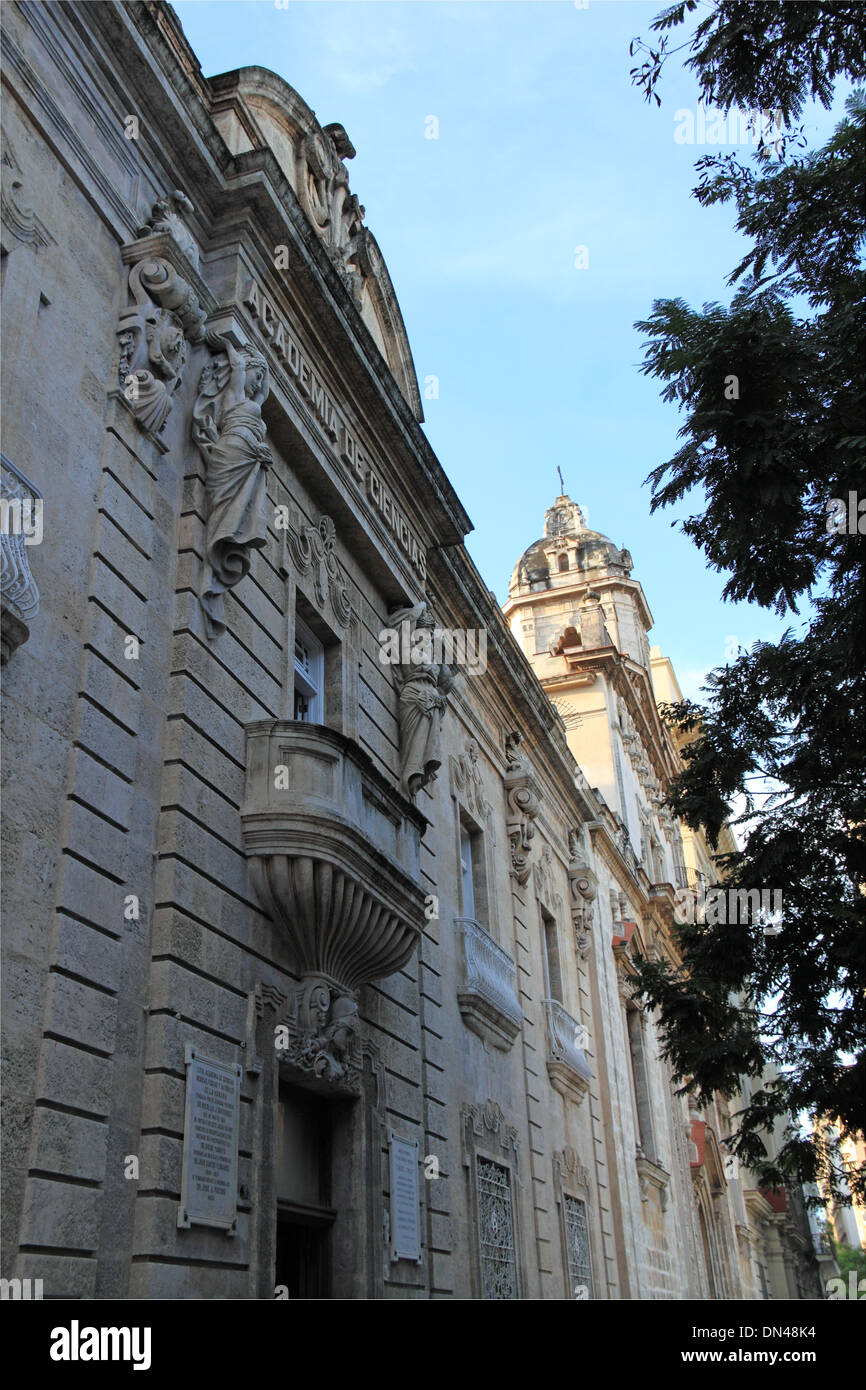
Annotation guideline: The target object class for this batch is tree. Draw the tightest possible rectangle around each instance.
[627,1,866,1204]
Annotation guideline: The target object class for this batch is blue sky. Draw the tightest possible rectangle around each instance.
[174,0,844,699]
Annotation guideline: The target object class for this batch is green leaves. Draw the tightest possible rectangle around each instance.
[637,2,866,122]
[630,5,866,1204]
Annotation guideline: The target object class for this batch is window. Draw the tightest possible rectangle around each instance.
[459,817,489,926]
[540,906,563,1003]
[476,1156,518,1300]
[557,552,569,572]
[460,824,476,919]
[293,614,323,722]
[564,1194,594,1298]
[625,1005,656,1159]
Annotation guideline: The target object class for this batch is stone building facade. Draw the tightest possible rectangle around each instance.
[1,0,822,1300]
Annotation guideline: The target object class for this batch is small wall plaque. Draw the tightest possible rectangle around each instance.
[389,1130,422,1263]
[178,1045,243,1234]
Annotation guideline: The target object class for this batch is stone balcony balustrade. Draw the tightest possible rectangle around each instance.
[456,916,523,1051]
[1,453,41,665]
[241,720,427,995]
[543,997,592,1103]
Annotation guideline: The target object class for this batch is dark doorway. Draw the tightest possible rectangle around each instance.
[275,1209,331,1298]
[274,1085,335,1298]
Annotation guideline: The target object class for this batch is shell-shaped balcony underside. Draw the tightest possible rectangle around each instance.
[241,721,428,993]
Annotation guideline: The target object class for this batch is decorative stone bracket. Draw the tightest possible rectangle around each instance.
[503,730,541,885]
[116,192,209,436]
[567,826,597,958]
[241,722,428,1080]
[246,976,362,1096]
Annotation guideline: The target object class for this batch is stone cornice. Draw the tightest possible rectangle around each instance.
[57,1,471,557]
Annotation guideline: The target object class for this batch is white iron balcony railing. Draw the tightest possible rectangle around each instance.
[456,917,522,1052]
[1,453,42,664]
[544,997,592,1104]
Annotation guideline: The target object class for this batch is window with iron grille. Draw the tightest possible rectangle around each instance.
[476,1155,517,1299]
[564,1194,593,1298]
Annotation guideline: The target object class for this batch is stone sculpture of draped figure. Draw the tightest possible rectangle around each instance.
[191,332,271,639]
[389,600,457,799]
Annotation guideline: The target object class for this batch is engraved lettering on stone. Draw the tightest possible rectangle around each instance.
[389,1132,421,1262]
[178,1050,242,1232]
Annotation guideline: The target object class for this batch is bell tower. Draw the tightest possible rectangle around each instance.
[503,495,681,883]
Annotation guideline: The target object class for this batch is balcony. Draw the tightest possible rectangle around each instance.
[636,1151,671,1209]
[1,454,41,665]
[456,917,523,1051]
[544,998,592,1103]
[241,721,428,994]
[648,880,679,922]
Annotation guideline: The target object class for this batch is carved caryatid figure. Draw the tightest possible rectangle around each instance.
[192,333,271,639]
[389,600,456,799]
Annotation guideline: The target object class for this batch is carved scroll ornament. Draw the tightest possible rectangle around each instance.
[115,191,206,435]
[284,513,353,627]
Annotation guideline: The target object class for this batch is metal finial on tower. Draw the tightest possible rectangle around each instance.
[557,465,565,495]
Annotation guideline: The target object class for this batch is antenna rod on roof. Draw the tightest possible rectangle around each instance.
[557,465,565,495]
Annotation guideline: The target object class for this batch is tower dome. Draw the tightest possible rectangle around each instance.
[508,494,633,599]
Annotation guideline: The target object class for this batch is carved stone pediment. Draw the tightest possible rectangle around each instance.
[1,136,54,250]
[241,721,427,1002]
[209,70,422,416]
[555,1147,592,1196]
[449,737,494,832]
[461,1100,520,1166]
[533,844,563,917]
[281,510,354,628]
